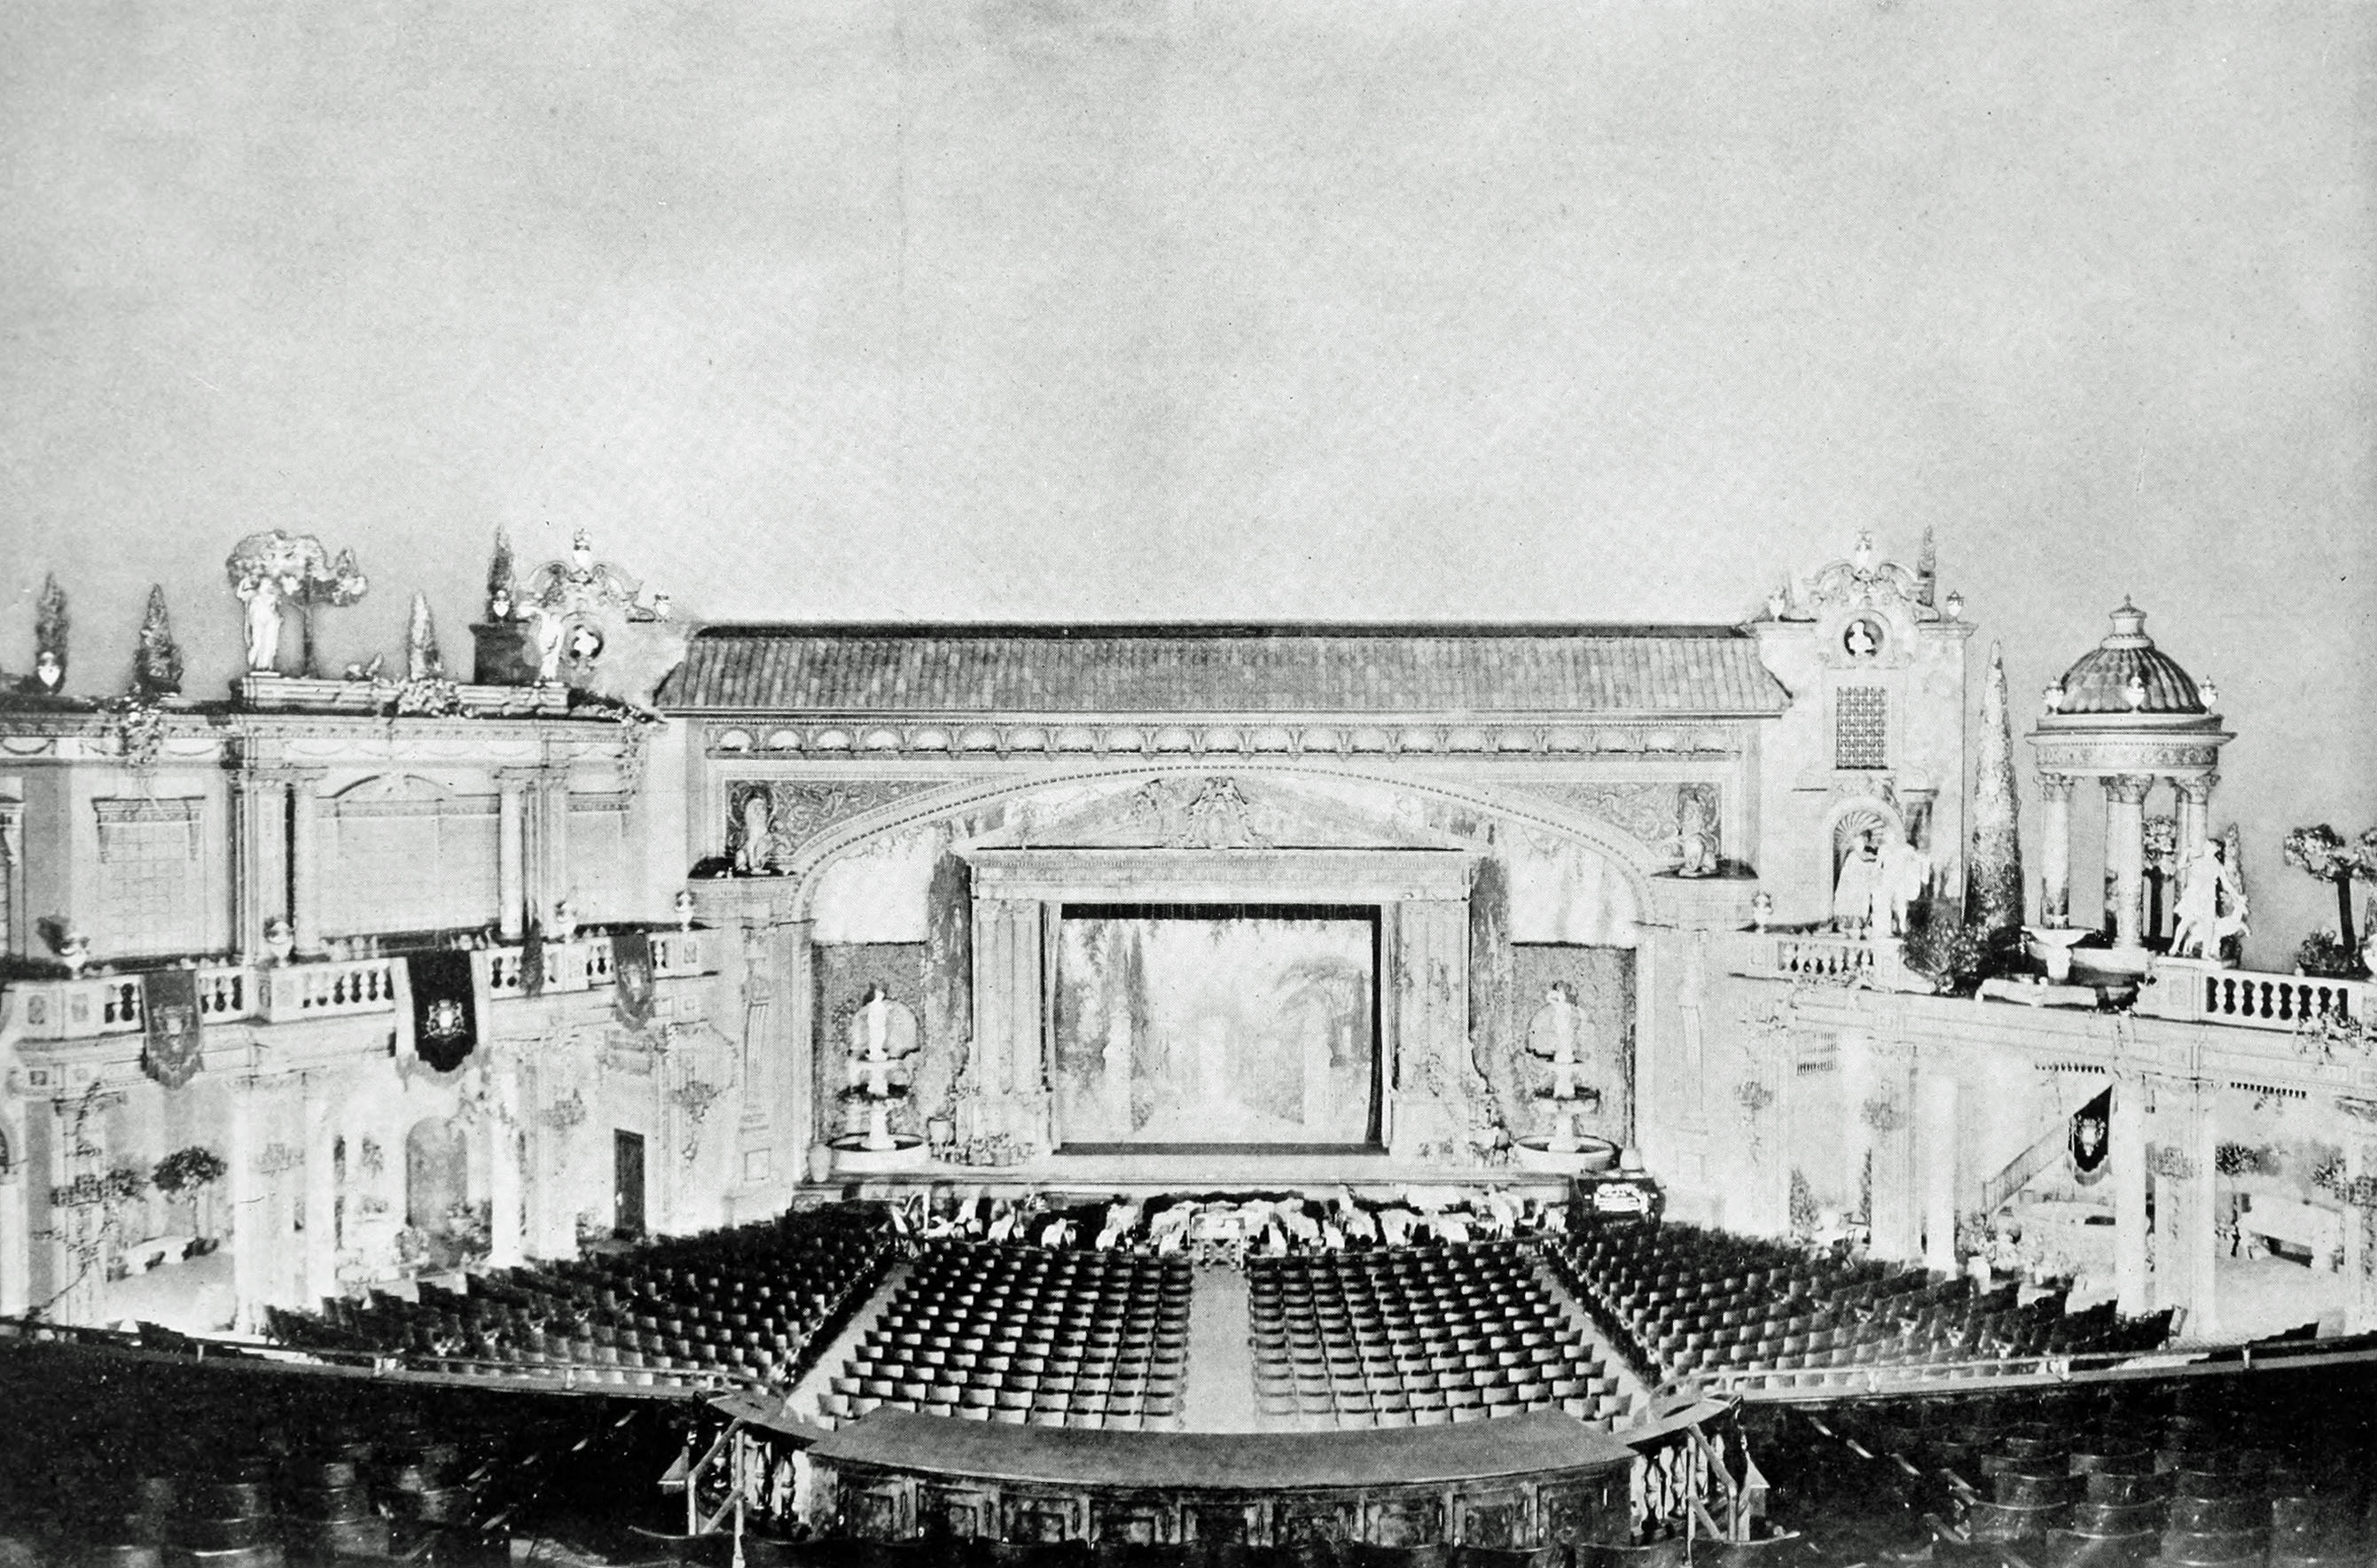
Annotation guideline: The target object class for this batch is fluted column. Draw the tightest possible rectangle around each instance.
[496,770,532,940]
[2111,1070,2150,1314]
[2105,775,2153,948]
[286,769,325,954]
[2038,774,2076,926]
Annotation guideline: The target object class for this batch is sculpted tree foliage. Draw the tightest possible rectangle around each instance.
[2282,823,2376,958]
[225,531,369,676]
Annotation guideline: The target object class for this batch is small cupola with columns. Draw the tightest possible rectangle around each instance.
[2029,599,2232,961]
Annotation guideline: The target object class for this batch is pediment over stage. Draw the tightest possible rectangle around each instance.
[963,772,1470,855]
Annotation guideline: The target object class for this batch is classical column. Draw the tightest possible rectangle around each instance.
[286,769,325,955]
[2104,775,2153,948]
[2111,1071,2150,1314]
[540,770,573,920]
[0,1096,26,1317]
[2174,773,2217,862]
[0,802,23,960]
[2038,774,2076,926]
[2348,1129,2377,1335]
[231,767,281,963]
[302,1078,338,1305]
[496,771,532,940]
[1919,1065,1961,1275]
[484,1049,524,1268]
[1862,1038,1921,1264]
[2148,1080,2219,1338]
[227,1079,263,1332]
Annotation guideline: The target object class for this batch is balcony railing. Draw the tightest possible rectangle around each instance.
[5,928,719,1045]
[2136,961,2367,1035]
[257,956,402,1024]
[10,964,259,1041]
[1725,930,1927,988]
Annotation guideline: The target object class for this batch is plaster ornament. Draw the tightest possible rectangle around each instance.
[1749,890,1774,930]
[2043,683,2066,714]
[550,898,576,942]
[56,930,90,979]
[2124,673,2147,712]
[2169,836,2248,961]
[1943,590,1964,620]
[262,917,296,966]
[674,889,697,930]
[2200,676,2218,707]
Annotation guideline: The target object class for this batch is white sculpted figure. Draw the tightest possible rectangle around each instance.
[2169,837,2247,960]
[226,531,367,676]
[1834,832,1881,932]
[1873,832,1932,937]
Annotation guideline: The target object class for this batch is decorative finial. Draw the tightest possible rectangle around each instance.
[2043,682,2066,714]
[571,527,594,559]
[1943,589,1964,621]
[1852,531,1877,573]
[2199,676,2218,707]
[1915,527,1936,605]
[2124,673,2147,712]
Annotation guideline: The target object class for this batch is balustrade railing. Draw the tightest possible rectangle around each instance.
[2136,961,2367,1034]
[9,963,259,1041]
[1727,931,1880,983]
[257,956,402,1024]
[6,929,720,1044]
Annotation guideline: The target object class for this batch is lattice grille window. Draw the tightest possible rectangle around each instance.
[95,799,205,956]
[1835,686,1888,770]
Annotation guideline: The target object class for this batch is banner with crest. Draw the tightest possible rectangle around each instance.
[141,968,204,1089]
[408,950,481,1073]
[613,930,656,1029]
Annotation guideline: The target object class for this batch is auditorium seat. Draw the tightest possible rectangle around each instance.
[1245,1241,1605,1430]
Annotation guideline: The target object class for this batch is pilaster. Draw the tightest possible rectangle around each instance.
[285,768,326,955]
[302,1076,338,1305]
[496,769,534,941]
[1861,1035,1920,1264]
[1918,1057,1961,1275]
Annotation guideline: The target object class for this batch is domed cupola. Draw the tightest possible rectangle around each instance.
[2029,597,2232,962]
[2047,599,2206,715]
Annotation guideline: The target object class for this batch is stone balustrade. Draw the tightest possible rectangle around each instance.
[1728,931,1880,984]
[9,964,258,1041]
[257,956,402,1024]
[2137,960,2368,1034]
[477,931,717,999]
[651,929,709,977]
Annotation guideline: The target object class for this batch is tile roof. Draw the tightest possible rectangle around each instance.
[656,623,1788,718]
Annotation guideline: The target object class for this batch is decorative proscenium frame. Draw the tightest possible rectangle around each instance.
[956,846,1475,1164]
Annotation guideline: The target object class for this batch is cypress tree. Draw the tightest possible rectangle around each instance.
[134,585,183,698]
[1967,642,2025,944]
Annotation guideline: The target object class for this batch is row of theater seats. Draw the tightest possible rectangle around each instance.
[1246,1241,1629,1431]
[1768,1382,2377,1567]
[275,1207,896,1389]
[817,1243,1193,1431]
[1544,1223,2170,1389]
[750,1541,1657,1568]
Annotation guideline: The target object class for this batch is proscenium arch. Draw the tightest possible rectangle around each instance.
[774,759,1671,925]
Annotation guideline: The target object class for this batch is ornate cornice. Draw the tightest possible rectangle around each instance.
[702,717,1752,761]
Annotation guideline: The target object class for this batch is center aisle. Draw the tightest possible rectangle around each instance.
[1179,1263,1264,1432]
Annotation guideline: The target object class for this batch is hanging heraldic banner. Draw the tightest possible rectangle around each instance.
[142,968,204,1089]
[613,930,656,1028]
[409,950,481,1073]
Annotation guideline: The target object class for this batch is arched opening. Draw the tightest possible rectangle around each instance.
[404,1117,468,1233]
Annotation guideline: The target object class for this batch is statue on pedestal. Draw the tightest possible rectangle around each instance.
[520,529,646,683]
[1524,983,1602,1154]
[226,532,368,676]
